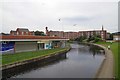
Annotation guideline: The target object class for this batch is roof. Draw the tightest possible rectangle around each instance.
[17,28,29,32]
[0,35,69,41]
[78,30,106,32]
[10,30,16,32]
[113,32,120,35]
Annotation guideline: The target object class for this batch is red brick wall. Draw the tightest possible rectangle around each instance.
[10,29,34,36]
[48,30,107,40]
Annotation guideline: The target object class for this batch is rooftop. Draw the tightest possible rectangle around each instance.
[0,35,69,41]
[113,32,120,35]
[17,28,29,32]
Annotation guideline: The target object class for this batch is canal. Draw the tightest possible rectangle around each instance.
[3,43,105,78]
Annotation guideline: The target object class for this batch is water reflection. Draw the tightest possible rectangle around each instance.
[3,43,105,78]
[89,45,105,58]
[77,43,105,58]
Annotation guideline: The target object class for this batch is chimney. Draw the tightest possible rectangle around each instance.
[102,25,104,31]
[46,27,49,36]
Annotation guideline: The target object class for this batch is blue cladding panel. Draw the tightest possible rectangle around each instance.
[0,41,15,51]
[45,44,51,49]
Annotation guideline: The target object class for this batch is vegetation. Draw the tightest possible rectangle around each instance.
[2,48,69,65]
[34,31,45,36]
[0,32,10,35]
[96,41,119,79]
[75,34,102,43]
[108,33,113,40]
[75,36,86,42]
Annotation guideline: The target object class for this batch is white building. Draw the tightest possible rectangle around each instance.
[113,35,120,41]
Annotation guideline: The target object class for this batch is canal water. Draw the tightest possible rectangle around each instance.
[4,43,105,78]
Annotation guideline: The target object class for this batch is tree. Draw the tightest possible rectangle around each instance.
[0,32,10,35]
[74,36,87,42]
[75,34,102,43]
[34,31,45,36]
[93,37,101,42]
[96,35,101,38]
[109,33,113,40]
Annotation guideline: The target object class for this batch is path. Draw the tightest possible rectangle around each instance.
[94,44,114,78]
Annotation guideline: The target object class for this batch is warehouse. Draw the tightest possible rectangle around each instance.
[0,35,69,54]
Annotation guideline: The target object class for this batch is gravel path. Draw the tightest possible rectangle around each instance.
[94,44,114,78]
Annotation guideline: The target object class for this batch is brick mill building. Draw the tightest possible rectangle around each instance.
[46,26,107,40]
[10,28,34,35]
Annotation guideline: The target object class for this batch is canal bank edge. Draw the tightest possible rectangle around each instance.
[87,43,114,78]
[95,44,114,78]
[2,47,71,70]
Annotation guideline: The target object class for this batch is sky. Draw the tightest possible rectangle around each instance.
[0,0,119,33]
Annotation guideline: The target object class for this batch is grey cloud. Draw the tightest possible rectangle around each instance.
[63,16,95,22]
[0,0,118,33]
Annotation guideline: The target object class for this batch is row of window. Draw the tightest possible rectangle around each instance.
[17,32,29,35]
[12,31,34,35]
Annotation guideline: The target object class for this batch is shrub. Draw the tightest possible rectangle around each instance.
[93,37,101,43]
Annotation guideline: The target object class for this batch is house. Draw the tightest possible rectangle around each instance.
[10,28,34,36]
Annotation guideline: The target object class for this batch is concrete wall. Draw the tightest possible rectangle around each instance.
[51,41,66,48]
[61,41,66,48]
[37,43,45,50]
[39,40,65,49]
[44,41,52,49]
[1,49,14,54]
[1,40,67,54]
[15,41,37,53]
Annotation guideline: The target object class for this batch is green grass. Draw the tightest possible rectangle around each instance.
[2,48,69,65]
[96,41,119,79]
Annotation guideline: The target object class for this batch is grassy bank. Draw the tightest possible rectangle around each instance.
[96,41,119,78]
[2,48,69,65]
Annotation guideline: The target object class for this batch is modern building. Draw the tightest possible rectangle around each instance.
[0,35,69,54]
[10,28,34,36]
[46,25,107,40]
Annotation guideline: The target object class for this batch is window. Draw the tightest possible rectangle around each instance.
[17,32,19,35]
[22,32,24,35]
[26,32,28,35]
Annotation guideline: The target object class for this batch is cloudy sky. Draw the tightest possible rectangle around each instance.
[0,0,119,33]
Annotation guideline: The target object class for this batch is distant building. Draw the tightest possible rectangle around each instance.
[106,33,111,40]
[0,33,10,36]
[46,25,107,40]
[113,32,120,41]
[10,28,34,36]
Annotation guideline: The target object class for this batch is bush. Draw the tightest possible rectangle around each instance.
[75,36,86,42]
[93,37,101,43]
[75,35,102,43]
